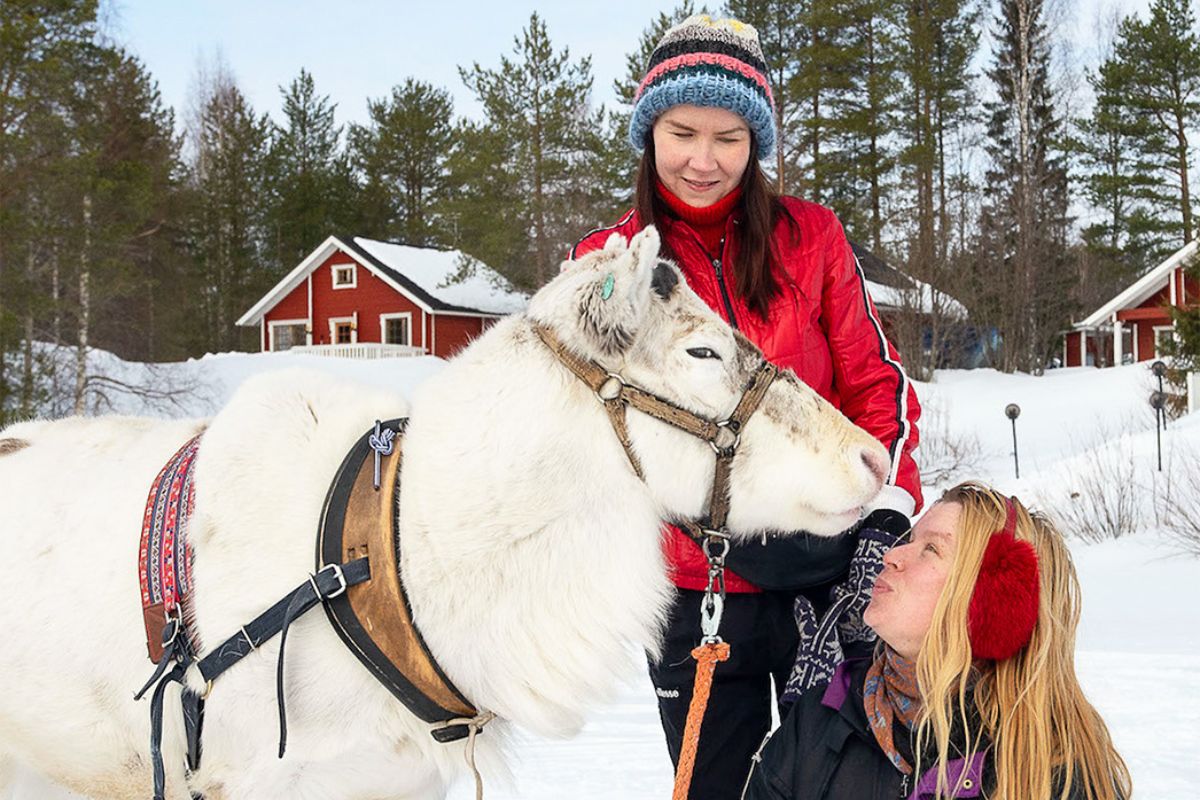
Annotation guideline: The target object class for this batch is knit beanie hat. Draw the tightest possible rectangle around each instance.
[967,498,1040,661]
[629,14,777,160]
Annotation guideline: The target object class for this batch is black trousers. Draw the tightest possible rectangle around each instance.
[648,589,804,800]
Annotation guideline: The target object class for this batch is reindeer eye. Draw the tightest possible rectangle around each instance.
[687,347,721,360]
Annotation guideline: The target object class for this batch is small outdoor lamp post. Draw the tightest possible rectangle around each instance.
[1005,403,1021,479]
[1151,360,1168,431]
[1150,390,1167,472]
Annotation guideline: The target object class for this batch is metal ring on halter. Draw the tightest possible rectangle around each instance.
[597,373,625,402]
[709,420,741,455]
[702,534,730,562]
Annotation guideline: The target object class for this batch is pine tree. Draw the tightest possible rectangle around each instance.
[266,69,356,268]
[896,0,979,270]
[822,0,904,248]
[788,0,848,202]
[441,119,527,279]
[872,0,979,378]
[607,2,706,202]
[458,13,609,288]
[1074,52,1171,310]
[348,78,455,247]
[74,49,182,369]
[0,0,99,422]
[185,68,271,353]
[972,0,1072,372]
[723,1,804,192]
[1110,0,1200,247]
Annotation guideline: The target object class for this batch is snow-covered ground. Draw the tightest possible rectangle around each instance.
[5,351,1198,799]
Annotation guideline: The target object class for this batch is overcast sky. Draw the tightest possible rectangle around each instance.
[103,0,1155,132]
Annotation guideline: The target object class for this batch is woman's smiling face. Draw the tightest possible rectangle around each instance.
[652,104,751,207]
[863,502,961,660]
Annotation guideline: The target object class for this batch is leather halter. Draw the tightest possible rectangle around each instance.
[316,419,483,743]
[532,323,778,537]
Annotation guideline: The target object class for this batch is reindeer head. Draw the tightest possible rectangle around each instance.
[529,226,888,538]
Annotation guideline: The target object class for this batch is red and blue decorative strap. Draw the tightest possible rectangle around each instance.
[138,434,202,661]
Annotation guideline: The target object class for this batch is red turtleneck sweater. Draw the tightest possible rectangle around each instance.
[656,180,742,257]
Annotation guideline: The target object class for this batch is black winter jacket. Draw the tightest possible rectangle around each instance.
[743,658,985,800]
[743,659,1092,800]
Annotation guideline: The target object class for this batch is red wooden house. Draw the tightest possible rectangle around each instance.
[1065,239,1199,367]
[237,236,527,358]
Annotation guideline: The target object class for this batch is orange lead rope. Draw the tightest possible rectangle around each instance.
[672,640,731,799]
[672,531,732,799]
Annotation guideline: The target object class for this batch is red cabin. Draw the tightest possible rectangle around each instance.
[1065,240,1199,367]
[237,236,527,359]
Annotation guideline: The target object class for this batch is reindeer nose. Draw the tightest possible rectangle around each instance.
[861,448,888,485]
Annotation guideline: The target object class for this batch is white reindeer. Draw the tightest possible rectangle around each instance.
[0,227,888,800]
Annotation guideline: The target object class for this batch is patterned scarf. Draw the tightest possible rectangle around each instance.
[862,647,922,774]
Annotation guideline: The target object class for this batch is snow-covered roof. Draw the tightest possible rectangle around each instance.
[1075,238,1198,329]
[849,242,968,318]
[237,235,527,326]
[865,279,968,318]
[347,237,527,315]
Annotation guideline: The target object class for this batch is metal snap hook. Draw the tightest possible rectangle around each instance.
[700,593,724,642]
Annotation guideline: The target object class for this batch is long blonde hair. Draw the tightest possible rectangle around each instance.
[912,482,1132,799]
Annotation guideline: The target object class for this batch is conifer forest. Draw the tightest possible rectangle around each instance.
[3,0,1200,423]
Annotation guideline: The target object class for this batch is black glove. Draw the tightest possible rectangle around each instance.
[721,527,859,592]
[781,509,909,706]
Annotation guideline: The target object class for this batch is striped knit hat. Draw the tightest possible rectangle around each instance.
[629,14,776,159]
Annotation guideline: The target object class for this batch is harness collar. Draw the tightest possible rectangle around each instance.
[316,418,482,742]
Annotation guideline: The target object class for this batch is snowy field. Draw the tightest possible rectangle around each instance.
[5,350,1199,799]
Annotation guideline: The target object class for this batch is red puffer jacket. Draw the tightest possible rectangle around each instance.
[571,197,922,592]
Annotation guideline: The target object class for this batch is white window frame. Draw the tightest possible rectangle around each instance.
[331,262,357,289]
[268,319,309,352]
[1153,324,1177,358]
[328,315,357,345]
[379,312,413,346]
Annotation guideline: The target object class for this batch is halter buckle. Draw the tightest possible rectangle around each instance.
[597,373,625,402]
[316,563,349,599]
[161,608,182,648]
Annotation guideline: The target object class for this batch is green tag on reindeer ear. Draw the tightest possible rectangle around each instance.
[601,272,615,300]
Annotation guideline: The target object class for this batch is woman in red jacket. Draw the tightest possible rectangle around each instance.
[571,15,923,797]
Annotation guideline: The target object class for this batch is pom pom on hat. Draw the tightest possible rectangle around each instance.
[967,499,1040,661]
[629,14,777,159]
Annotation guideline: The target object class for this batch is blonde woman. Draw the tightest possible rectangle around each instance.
[743,482,1132,799]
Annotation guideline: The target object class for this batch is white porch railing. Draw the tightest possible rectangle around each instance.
[1189,371,1199,415]
[288,343,425,359]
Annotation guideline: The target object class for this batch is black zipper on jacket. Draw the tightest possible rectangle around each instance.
[712,236,739,330]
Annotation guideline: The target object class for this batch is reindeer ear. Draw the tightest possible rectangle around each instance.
[602,231,626,253]
[628,226,661,278]
[574,227,662,357]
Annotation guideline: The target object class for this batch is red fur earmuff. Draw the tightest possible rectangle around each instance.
[967,498,1040,660]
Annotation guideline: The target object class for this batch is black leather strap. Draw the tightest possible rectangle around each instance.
[196,558,370,683]
[194,558,371,760]
[149,662,186,800]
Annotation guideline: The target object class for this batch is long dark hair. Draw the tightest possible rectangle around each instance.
[634,133,794,320]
